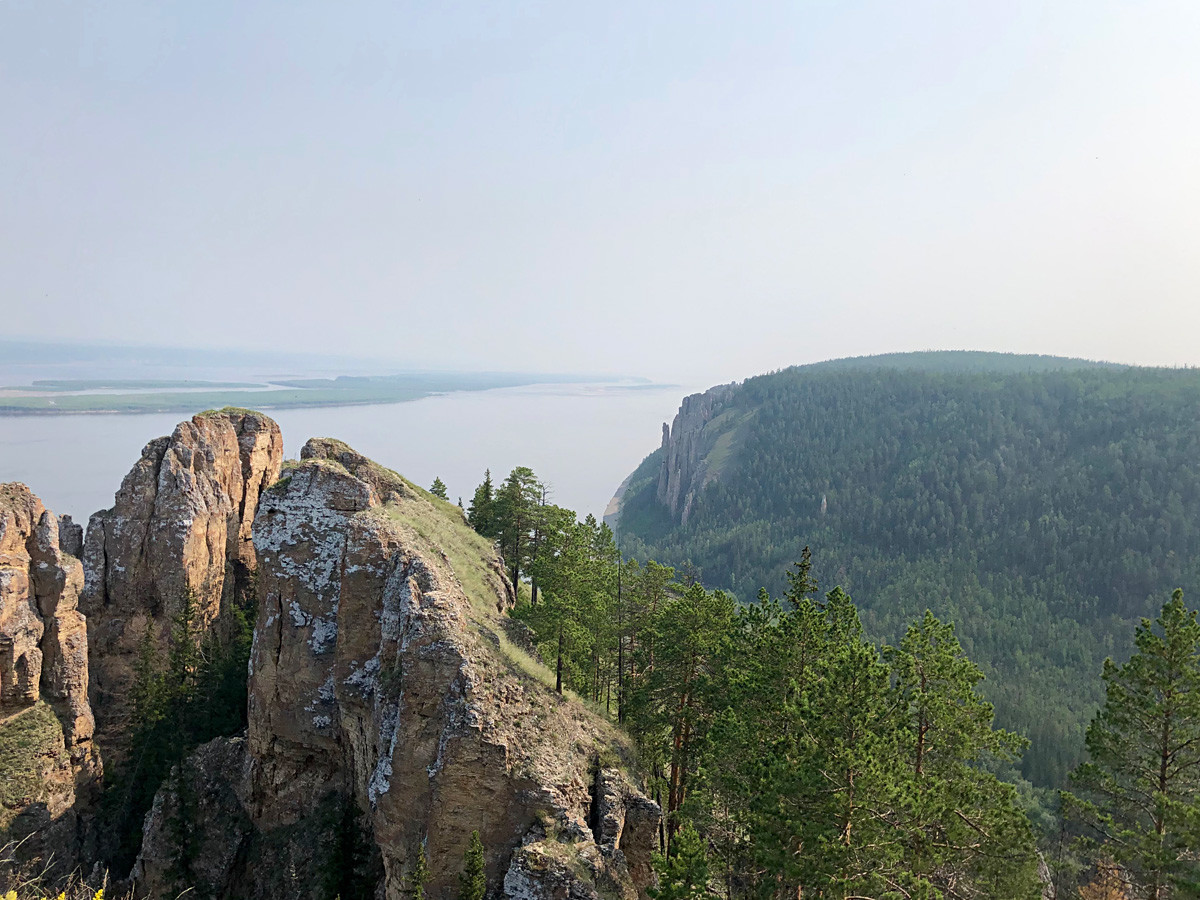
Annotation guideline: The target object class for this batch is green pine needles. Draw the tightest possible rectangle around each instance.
[104,584,256,874]
[458,831,485,900]
[465,464,1047,899]
[430,477,449,501]
[1065,589,1200,899]
[408,843,430,900]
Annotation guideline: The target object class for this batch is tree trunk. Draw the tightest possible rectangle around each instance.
[556,627,564,695]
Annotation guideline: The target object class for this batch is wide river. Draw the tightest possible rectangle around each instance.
[0,382,699,525]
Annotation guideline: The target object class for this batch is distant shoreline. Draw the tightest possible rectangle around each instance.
[0,376,668,417]
[0,397,437,416]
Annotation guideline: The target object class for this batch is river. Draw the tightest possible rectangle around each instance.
[0,381,697,524]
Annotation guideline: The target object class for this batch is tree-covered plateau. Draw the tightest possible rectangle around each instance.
[616,358,1200,788]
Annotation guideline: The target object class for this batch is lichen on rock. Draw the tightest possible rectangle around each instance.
[0,482,101,871]
[80,410,283,763]
[136,438,659,900]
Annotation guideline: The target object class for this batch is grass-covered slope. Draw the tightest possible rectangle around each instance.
[0,702,65,833]
[617,352,1200,787]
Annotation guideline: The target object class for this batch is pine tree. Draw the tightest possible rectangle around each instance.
[467,470,496,537]
[701,577,1041,899]
[519,516,588,693]
[632,582,734,847]
[458,830,486,900]
[1065,589,1200,899]
[409,843,430,900]
[649,825,715,900]
[430,477,449,500]
[493,467,543,589]
[107,586,256,872]
[885,610,1040,897]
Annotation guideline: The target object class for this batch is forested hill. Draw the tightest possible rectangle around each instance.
[615,351,1200,787]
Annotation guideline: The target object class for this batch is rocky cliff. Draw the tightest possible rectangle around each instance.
[81,409,283,761]
[135,438,659,900]
[0,483,100,868]
[655,383,738,525]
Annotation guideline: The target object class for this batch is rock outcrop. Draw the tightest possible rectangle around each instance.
[0,483,100,867]
[58,515,84,559]
[81,409,283,762]
[655,383,737,525]
[136,439,659,900]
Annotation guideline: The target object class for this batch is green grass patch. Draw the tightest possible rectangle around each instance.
[266,475,292,494]
[0,702,64,833]
[198,406,264,417]
[371,495,499,619]
[361,473,574,695]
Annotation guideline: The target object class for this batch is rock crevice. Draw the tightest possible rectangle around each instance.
[136,439,659,900]
[80,410,283,762]
[0,483,100,869]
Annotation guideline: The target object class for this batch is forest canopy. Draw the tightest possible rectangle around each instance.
[616,355,1200,787]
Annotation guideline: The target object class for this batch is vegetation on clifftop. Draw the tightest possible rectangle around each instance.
[617,355,1200,787]
[0,704,64,834]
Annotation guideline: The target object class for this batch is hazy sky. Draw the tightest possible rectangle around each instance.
[4,1,1199,384]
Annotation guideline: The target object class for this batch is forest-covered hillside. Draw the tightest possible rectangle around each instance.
[616,352,1200,786]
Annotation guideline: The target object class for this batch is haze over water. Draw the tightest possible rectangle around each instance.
[0,382,697,525]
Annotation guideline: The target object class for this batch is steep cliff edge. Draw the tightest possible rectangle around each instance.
[0,483,100,868]
[81,409,282,761]
[653,383,740,526]
[136,439,659,900]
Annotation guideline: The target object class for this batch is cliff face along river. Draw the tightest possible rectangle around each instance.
[0,381,698,525]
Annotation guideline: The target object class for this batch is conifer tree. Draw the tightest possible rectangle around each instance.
[467,469,496,537]
[649,825,715,900]
[458,830,486,900]
[629,581,734,847]
[521,516,589,693]
[409,843,430,900]
[430,477,449,500]
[494,466,543,589]
[1066,589,1200,899]
[885,610,1039,897]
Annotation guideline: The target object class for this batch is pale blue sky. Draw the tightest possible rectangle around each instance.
[3,1,1199,383]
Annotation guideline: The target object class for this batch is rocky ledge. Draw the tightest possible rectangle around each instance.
[0,483,100,871]
[655,383,737,525]
[136,439,659,900]
[81,409,283,763]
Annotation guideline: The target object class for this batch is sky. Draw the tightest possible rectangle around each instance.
[3,1,1200,385]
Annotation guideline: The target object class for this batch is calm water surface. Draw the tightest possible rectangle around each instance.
[0,383,697,523]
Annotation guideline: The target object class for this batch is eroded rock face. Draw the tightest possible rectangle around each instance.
[80,410,283,762]
[0,483,100,866]
[136,441,658,900]
[656,383,736,525]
